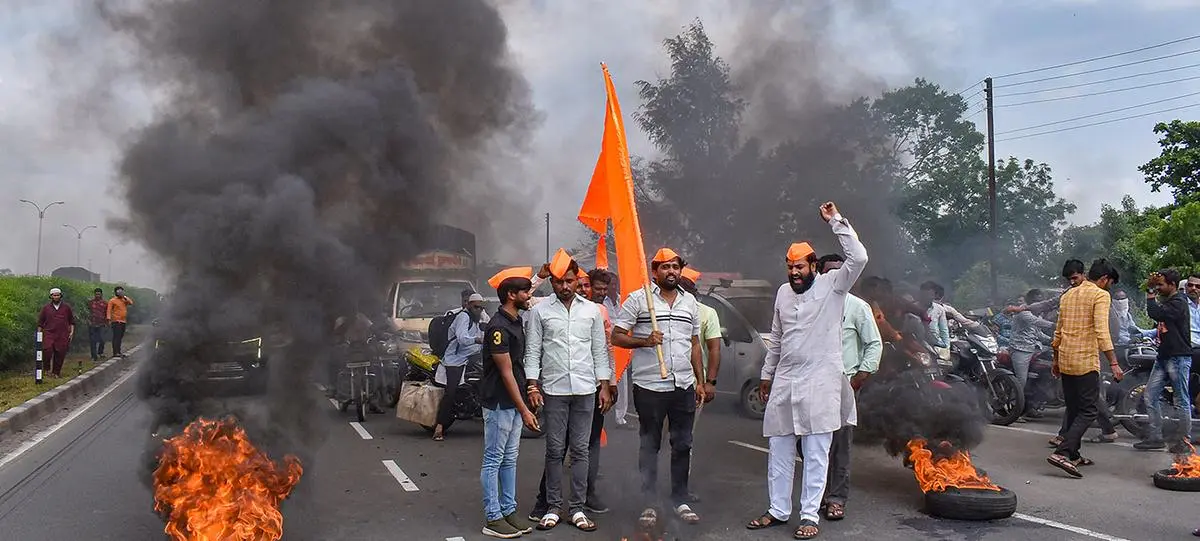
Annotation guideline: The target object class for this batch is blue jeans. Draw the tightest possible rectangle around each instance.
[1146,355,1193,443]
[481,406,522,521]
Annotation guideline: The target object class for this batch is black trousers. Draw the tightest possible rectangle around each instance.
[1055,371,1100,460]
[823,425,853,505]
[533,390,607,514]
[435,364,466,429]
[88,325,106,360]
[633,385,695,507]
[111,322,127,355]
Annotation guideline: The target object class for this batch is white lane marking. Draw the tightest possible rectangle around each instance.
[0,366,139,470]
[728,440,802,462]
[382,459,420,491]
[1013,513,1132,541]
[989,424,1134,448]
[730,438,1132,541]
[328,398,339,409]
[348,422,373,440]
[446,538,466,541]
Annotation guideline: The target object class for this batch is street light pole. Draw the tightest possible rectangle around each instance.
[63,224,97,267]
[18,199,65,275]
[105,242,121,281]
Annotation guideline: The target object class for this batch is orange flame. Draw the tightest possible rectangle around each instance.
[906,438,1000,493]
[153,417,303,541]
[1169,443,1200,478]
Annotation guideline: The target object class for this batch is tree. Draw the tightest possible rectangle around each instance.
[1135,199,1200,276]
[0,268,11,276]
[1139,120,1200,203]
[871,80,1075,290]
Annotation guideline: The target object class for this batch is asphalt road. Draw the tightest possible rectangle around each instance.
[0,366,1195,541]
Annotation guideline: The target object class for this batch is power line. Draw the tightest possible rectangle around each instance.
[994,102,1200,142]
[996,89,1200,135]
[954,80,984,96]
[959,88,985,102]
[993,34,1200,79]
[999,61,1200,96]
[996,47,1200,88]
[995,73,1200,107]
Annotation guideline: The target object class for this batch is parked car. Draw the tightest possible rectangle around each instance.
[695,279,775,419]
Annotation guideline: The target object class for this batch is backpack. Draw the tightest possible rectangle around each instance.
[428,309,462,358]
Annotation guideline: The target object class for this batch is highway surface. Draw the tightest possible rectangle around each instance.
[0,358,1194,540]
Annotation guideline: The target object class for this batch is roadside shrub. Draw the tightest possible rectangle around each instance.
[0,276,160,371]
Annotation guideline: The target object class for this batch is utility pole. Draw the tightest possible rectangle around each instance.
[545,212,550,262]
[984,77,999,306]
[105,242,121,281]
[18,199,65,275]
[63,224,97,267]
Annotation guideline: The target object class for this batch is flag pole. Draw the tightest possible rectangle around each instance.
[642,283,668,378]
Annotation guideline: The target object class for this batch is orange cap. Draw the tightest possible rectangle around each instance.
[488,267,533,290]
[549,248,574,279]
[576,268,589,279]
[651,248,681,264]
[681,268,701,282]
[786,242,814,263]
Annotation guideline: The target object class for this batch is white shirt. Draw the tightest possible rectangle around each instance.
[763,214,867,437]
[613,285,701,392]
[523,295,612,396]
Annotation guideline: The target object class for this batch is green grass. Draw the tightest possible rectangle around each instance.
[0,326,142,413]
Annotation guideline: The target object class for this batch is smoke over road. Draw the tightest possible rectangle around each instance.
[92,0,533,472]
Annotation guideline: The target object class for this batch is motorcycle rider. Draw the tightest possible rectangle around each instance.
[1135,269,1193,455]
[1009,289,1056,419]
[918,282,951,361]
[433,293,487,442]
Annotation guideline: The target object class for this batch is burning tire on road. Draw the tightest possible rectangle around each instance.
[1152,452,1200,491]
[908,439,1017,521]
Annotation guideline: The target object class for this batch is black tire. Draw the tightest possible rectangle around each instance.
[739,381,766,420]
[1115,375,1150,438]
[924,487,1017,521]
[386,385,401,408]
[356,400,367,423]
[987,372,1025,426]
[1153,469,1200,492]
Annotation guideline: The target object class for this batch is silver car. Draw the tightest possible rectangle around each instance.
[696,279,775,419]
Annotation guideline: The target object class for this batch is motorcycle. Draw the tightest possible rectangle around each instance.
[949,321,1024,426]
[1111,338,1197,439]
[403,348,483,431]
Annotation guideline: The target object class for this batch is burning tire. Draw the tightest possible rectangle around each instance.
[924,487,1017,520]
[1152,468,1200,492]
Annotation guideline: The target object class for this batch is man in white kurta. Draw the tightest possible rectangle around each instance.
[747,201,867,539]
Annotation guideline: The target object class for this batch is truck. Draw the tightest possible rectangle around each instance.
[384,225,478,348]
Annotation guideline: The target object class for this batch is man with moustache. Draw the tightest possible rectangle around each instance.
[524,250,612,532]
[745,202,866,540]
[611,248,707,529]
[479,268,540,539]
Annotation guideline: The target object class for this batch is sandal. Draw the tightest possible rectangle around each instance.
[1047,436,1064,448]
[1047,453,1082,478]
[1073,456,1095,466]
[675,504,700,525]
[1086,433,1118,444]
[824,502,845,521]
[746,513,788,530]
[537,512,560,530]
[432,433,444,442]
[638,508,657,529]
[571,511,596,532]
[794,518,819,539]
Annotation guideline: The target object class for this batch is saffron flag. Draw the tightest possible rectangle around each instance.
[578,63,651,392]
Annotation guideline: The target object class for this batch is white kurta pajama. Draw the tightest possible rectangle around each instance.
[762,214,867,524]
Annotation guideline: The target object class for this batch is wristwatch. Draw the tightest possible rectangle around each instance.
[706,379,717,386]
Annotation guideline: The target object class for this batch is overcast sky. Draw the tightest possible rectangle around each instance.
[2,0,1198,291]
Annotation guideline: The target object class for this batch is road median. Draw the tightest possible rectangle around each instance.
[0,342,144,440]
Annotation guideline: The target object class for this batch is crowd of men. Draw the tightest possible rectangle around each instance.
[474,201,870,539]
[35,286,134,378]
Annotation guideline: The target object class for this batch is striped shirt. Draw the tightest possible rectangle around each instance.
[612,285,701,392]
[1051,280,1114,376]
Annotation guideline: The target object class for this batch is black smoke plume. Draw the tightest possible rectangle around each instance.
[93,0,533,474]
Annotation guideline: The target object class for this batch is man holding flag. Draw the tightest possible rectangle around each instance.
[745,201,867,540]
[611,248,707,528]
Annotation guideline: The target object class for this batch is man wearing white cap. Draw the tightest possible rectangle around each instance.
[433,292,487,441]
[37,288,76,378]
